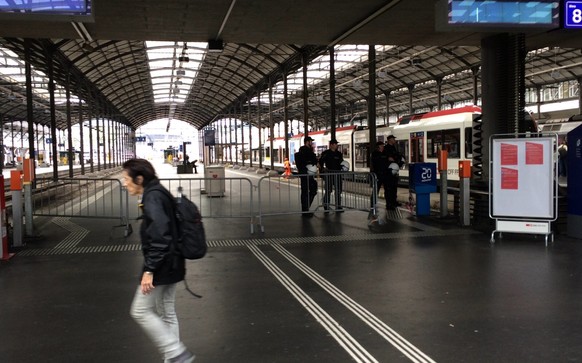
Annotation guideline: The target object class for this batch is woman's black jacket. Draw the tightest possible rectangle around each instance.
[139,179,185,286]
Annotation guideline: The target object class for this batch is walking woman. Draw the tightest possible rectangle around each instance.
[122,158,195,363]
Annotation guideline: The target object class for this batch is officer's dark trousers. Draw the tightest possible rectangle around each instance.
[386,175,399,209]
[371,173,389,207]
[300,175,318,212]
[323,173,343,209]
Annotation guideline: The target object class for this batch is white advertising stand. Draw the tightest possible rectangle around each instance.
[489,134,558,246]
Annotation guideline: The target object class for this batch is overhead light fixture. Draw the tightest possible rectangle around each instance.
[176,69,186,76]
[208,39,224,53]
[71,21,93,42]
[178,42,189,63]
[82,42,95,53]
[175,80,183,85]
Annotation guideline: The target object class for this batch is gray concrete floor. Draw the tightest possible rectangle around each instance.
[1,164,581,363]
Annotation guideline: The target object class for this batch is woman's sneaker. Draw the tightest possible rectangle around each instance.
[168,350,195,363]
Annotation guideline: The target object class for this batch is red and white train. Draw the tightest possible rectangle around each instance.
[263,105,578,181]
[264,105,481,181]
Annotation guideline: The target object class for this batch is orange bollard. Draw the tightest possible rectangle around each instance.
[10,170,22,191]
[23,158,35,183]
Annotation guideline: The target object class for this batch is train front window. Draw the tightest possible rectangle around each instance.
[427,129,460,158]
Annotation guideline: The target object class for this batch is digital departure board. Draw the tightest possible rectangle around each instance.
[449,0,559,26]
[436,0,560,30]
[563,0,582,29]
[0,0,90,16]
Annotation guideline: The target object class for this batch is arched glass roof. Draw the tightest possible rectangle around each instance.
[1,37,582,132]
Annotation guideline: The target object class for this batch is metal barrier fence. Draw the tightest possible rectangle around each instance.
[158,177,255,233]
[33,177,131,236]
[30,173,372,237]
[256,171,377,232]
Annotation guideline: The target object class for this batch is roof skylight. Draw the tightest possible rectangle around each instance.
[146,41,207,105]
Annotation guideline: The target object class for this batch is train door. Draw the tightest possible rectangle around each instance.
[409,132,424,163]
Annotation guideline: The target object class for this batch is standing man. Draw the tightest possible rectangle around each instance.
[123,159,195,363]
[294,136,318,217]
[319,138,344,212]
[370,141,390,209]
[384,135,403,209]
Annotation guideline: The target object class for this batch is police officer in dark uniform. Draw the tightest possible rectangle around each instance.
[319,138,344,212]
[384,135,403,209]
[294,136,318,217]
[370,140,390,209]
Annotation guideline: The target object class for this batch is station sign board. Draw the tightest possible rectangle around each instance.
[564,1,582,29]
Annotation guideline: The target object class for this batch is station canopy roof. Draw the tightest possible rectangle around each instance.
[0,0,582,131]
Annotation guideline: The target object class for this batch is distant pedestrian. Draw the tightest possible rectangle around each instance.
[283,157,292,178]
[319,138,344,212]
[122,159,195,363]
[294,136,318,217]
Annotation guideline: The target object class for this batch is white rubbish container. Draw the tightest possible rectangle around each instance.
[204,165,225,197]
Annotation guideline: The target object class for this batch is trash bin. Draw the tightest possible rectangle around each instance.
[204,165,225,197]
[409,162,437,216]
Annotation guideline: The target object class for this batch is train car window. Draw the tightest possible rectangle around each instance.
[410,137,424,163]
[464,127,472,158]
[427,129,461,158]
[396,141,408,169]
[355,143,369,168]
[339,145,350,158]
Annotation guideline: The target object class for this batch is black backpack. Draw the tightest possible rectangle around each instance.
[174,186,207,260]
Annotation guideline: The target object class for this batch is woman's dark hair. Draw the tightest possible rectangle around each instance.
[122,158,157,186]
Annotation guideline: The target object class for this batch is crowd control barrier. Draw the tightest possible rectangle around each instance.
[256,171,377,232]
[33,177,131,236]
[158,177,254,233]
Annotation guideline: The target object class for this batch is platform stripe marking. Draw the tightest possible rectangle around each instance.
[16,229,477,256]
[248,244,378,363]
[272,243,436,363]
[52,217,89,249]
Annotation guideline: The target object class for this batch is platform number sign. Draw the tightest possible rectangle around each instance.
[421,166,433,182]
[564,1,582,29]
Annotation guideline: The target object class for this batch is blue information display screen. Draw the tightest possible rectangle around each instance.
[564,1,582,28]
[448,0,559,27]
[0,0,89,15]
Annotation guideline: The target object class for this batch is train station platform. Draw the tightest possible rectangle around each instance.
[1,161,582,363]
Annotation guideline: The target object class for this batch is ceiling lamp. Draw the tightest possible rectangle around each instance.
[176,69,186,76]
[178,42,189,63]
